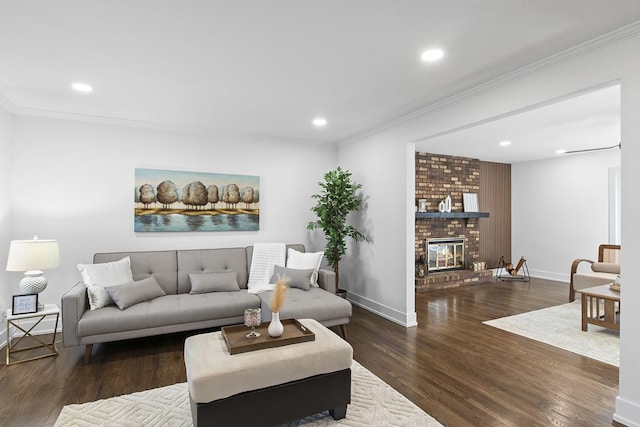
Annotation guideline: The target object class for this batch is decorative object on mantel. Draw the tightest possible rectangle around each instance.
[6,235,60,311]
[307,167,368,291]
[418,199,427,213]
[463,193,479,212]
[268,279,288,337]
[134,168,260,232]
[497,256,530,282]
[437,195,452,213]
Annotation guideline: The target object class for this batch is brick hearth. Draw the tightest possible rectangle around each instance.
[415,270,494,292]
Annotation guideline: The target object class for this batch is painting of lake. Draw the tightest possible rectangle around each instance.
[134,168,259,232]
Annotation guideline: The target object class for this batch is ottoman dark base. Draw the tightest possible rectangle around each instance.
[190,368,351,427]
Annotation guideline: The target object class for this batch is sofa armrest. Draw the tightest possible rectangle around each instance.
[317,269,337,294]
[61,281,89,347]
[569,258,594,302]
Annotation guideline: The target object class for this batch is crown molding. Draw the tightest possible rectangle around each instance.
[339,20,640,147]
[13,105,332,146]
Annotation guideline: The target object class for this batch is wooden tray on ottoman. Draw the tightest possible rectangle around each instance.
[221,319,315,354]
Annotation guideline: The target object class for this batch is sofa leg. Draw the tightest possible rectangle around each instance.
[569,287,575,303]
[85,344,93,363]
[339,324,348,340]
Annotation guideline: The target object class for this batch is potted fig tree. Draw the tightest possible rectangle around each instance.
[307,167,367,296]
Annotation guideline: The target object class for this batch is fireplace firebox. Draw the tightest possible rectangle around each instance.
[426,237,466,273]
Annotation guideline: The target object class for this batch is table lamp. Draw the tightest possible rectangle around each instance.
[6,235,60,311]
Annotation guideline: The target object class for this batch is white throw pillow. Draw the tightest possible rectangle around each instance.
[286,248,323,287]
[77,256,134,310]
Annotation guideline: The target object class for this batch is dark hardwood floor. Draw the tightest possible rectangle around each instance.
[0,278,619,426]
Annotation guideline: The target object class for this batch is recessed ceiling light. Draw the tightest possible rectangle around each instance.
[312,117,327,127]
[420,49,444,62]
[499,140,511,147]
[556,149,567,154]
[71,82,93,93]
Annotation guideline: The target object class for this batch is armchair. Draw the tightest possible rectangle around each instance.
[569,244,620,301]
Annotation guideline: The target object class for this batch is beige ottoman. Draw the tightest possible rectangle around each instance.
[184,318,353,427]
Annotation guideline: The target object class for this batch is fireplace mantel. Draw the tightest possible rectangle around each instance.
[415,212,489,219]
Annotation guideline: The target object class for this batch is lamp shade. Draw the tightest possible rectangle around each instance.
[6,238,60,272]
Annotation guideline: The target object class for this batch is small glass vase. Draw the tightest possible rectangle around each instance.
[268,312,284,337]
[244,308,261,338]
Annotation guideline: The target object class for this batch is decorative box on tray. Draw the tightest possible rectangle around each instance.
[221,319,315,355]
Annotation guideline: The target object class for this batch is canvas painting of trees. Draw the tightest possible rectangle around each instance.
[134,168,260,232]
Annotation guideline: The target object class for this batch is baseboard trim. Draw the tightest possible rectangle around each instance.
[615,395,640,427]
[529,269,569,283]
[347,292,417,328]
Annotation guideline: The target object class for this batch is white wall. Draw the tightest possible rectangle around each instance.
[338,133,417,326]
[512,150,620,282]
[0,105,13,334]
[617,49,640,427]
[4,115,337,332]
[338,31,640,425]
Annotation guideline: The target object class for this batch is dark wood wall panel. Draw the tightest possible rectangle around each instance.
[479,161,511,268]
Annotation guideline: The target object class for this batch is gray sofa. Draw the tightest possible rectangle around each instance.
[62,244,352,362]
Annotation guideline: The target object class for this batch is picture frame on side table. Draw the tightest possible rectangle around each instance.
[463,193,479,212]
[12,294,38,315]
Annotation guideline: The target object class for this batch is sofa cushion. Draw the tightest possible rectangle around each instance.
[189,272,240,294]
[270,265,313,291]
[258,288,351,323]
[77,256,134,310]
[94,251,178,295]
[286,248,323,287]
[178,248,248,293]
[573,272,617,292]
[77,291,261,337]
[105,276,167,310]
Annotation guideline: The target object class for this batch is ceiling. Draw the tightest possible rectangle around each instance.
[414,84,621,163]
[0,1,639,159]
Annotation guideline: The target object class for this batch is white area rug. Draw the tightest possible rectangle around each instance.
[55,360,441,427]
[484,300,619,366]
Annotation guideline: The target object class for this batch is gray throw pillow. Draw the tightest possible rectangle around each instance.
[270,265,314,291]
[104,276,166,310]
[189,271,240,294]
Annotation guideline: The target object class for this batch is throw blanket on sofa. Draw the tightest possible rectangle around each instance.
[247,243,286,294]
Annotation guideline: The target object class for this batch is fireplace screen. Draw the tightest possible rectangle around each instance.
[426,237,466,272]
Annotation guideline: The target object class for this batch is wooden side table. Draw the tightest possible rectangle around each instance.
[578,285,620,332]
[6,303,60,365]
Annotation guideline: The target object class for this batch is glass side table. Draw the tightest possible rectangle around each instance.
[6,303,60,365]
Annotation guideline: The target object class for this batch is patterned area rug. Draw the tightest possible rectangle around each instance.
[484,300,619,366]
[55,360,442,426]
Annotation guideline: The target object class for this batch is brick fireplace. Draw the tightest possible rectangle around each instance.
[415,153,492,291]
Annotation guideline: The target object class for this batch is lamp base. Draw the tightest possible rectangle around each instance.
[19,271,47,310]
